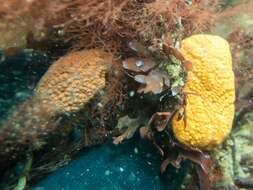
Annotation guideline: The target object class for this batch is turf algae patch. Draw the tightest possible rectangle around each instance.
[213,112,253,189]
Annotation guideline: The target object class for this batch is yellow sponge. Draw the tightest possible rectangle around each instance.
[172,34,235,150]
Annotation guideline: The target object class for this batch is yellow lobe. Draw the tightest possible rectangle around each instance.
[172,34,235,150]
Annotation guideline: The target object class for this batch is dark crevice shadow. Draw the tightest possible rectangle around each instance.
[0,49,49,121]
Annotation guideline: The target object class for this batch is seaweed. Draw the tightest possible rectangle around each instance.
[40,0,218,58]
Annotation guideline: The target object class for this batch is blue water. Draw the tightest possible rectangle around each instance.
[32,138,188,190]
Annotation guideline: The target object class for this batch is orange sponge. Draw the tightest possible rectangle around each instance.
[35,49,112,113]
